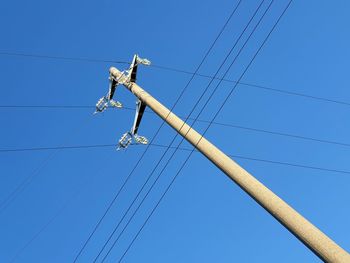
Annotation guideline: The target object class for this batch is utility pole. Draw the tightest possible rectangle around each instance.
[107,65,350,263]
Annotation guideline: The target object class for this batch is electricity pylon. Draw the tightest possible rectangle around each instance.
[99,55,350,262]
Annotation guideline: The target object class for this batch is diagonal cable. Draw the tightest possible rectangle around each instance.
[0,115,93,215]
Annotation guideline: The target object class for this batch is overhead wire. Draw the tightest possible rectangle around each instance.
[98,1,270,261]
[0,105,95,109]
[72,1,243,261]
[115,1,293,262]
[1,109,350,151]
[0,51,127,64]
[9,189,82,263]
[8,147,113,262]
[148,143,350,175]
[0,150,58,214]
[2,52,350,108]
[1,143,350,174]
[8,142,348,261]
[0,142,349,175]
[0,115,93,215]
[150,67,350,108]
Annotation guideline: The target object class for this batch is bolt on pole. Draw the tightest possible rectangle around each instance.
[110,66,350,263]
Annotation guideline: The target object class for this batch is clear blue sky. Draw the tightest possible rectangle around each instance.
[1,0,349,262]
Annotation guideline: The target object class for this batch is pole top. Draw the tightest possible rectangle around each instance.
[109,67,122,79]
[104,55,151,150]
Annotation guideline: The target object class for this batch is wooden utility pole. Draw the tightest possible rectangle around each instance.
[110,66,350,263]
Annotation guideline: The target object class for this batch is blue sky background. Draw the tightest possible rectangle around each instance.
[0,0,350,262]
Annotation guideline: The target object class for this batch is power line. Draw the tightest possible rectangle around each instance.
[2,54,350,108]
[116,1,292,262]
[150,67,350,107]
[0,150,59,214]
[0,139,348,176]
[0,105,94,109]
[9,189,82,263]
[0,51,127,64]
[148,143,350,175]
[8,148,113,262]
[0,144,114,153]
[100,1,271,261]
[8,143,348,261]
[1,107,350,150]
[0,116,92,215]
[0,142,349,175]
[72,1,243,261]
[206,121,350,148]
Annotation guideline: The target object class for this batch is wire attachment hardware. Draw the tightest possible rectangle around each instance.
[110,99,122,108]
[117,132,148,150]
[94,74,123,114]
[136,57,151,66]
[96,54,151,150]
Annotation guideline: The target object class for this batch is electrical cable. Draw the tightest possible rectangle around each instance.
[0,142,348,175]
[0,116,93,215]
[0,51,127,64]
[72,1,243,261]
[98,1,270,261]
[148,142,350,175]
[0,105,95,109]
[115,1,292,262]
[2,57,350,108]
[1,112,350,152]
[9,189,82,263]
[150,67,350,108]
[8,148,113,263]
[0,151,58,214]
